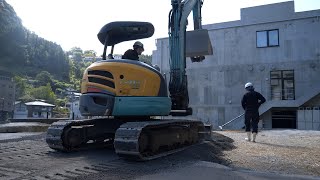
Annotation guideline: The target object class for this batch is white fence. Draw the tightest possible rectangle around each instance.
[297,107,320,130]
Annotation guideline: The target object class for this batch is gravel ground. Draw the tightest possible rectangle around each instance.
[216,130,320,177]
[1,129,319,179]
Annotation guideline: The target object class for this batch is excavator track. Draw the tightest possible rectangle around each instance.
[46,118,209,161]
[114,119,206,161]
[46,118,124,152]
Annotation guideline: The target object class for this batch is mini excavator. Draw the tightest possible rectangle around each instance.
[46,0,212,161]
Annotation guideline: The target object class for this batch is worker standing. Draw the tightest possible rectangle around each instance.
[241,82,266,142]
[122,41,144,60]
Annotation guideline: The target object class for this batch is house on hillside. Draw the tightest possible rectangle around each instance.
[13,101,28,119]
[25,101,55,118]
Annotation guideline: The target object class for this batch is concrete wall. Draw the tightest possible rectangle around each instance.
[152,1,320,129]
[303,94,320,107]
[0,76,15,112]
[27,106,53,119]
[260,110,272,129]
[13,103,28,119]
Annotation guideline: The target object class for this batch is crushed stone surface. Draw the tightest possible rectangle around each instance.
[216,130,320,177]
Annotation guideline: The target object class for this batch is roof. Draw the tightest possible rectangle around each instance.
[98,21,154,46]
[15,101,22,105]
[73,92,81,96]
[25,101,55,107]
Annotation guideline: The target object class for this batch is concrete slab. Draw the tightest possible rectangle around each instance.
[0,132,43,141]
[0,122,49,133]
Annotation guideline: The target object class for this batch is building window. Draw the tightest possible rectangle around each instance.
[257,29,279,47]
[270,70,295,100]
[17,107,26,112]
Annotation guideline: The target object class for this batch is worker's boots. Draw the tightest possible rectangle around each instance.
[252,132,257,142]
[245,132,251,141]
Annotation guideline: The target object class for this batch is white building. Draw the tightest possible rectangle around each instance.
[13,101,28,119]
[66,92,84,120]
[25,101,55,119]
[152,1,320,130]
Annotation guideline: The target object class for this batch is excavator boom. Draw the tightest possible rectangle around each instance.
[168,0,212,115]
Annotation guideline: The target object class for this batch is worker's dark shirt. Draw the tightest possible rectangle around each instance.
[241,90,266,112]
[122,49,139,60]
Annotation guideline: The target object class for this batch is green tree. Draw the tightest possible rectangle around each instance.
[70,47,83,54]
[140,54,152,65]
[14,76,27,99]
[83,50,96,57]
[30,83,56,104]
[68,47,83,62]
[0,1,70,81]
[73,52,83,62]
[35,71,53,86]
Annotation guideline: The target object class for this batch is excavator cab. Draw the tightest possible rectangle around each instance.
[79,21,171,117]
[97,21,154,60]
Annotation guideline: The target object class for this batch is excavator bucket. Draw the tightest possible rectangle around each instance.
[186,29,213,62]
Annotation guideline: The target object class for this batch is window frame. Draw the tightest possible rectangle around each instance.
[270,70,295,100]
[256,29,279,48]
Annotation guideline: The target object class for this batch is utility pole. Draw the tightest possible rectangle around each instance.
[0,98,4,122]
[70,94,74,120]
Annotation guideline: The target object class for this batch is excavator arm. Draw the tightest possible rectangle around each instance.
[168,0,211,115]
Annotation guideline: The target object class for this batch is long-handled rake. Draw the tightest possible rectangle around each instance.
[218,113,244,130]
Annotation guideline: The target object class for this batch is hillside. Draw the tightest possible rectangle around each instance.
[0,0,69,81]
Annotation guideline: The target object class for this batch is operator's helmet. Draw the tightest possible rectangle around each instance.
[244,82,253,89]
[133,41,144,50]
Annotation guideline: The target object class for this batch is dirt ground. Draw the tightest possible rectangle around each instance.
[0,129,319,179]
[214,130,320,177]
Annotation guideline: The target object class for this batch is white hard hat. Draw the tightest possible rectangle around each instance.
[245,82,253,89]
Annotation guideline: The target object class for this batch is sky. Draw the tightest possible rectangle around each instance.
[5,0,320,55]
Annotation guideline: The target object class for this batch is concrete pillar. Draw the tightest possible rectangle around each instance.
[313,107,320,130]
[305,107,313,130]
[297,108,305,130]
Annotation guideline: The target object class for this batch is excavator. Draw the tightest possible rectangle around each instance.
[46,0,212,161]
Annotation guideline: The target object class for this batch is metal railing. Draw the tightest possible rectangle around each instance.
[218,113,244,130]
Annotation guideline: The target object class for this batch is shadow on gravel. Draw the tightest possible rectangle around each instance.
[45,131,236,180]
[76,132,237,180]
[167,131,236,165]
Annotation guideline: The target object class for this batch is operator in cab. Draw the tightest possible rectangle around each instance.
[122,41,144,60]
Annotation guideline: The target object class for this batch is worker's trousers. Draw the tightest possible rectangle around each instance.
[244,111,259,133]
